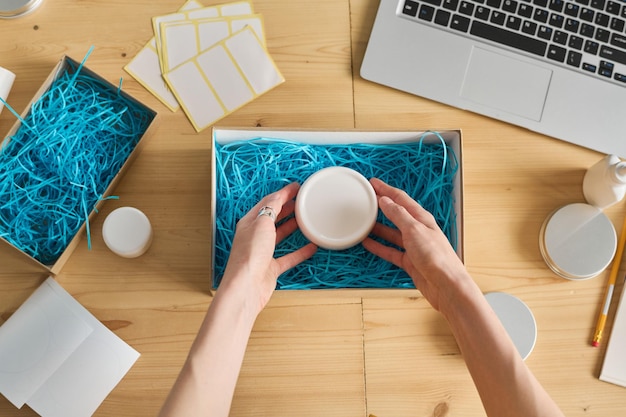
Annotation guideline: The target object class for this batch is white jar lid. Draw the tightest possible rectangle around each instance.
[485,292,537,360]
[539,203,616,280]
[102,207,153,258]
[295,167,378,250]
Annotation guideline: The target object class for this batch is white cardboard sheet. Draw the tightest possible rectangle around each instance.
[600,278,626,388]
[0,283,93,408]
[0,278,140,417]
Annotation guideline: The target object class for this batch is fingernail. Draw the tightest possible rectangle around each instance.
[379,196,393,205]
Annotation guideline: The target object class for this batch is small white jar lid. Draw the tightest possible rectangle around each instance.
[539,203,616,280]
[102,207,153,258]
[295,167,378,250]
[485,292,537,360]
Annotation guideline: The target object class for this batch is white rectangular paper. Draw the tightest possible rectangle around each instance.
[219,1,255,15]
[165,61,226,129]
[600,278,626,387]
[0,282,93,408]
[152,8,220,68]
[0,278,140,417]
[224,27,283,94]
[27,327,140,417]
[160,22,204,73]
[164,26,284,132]
[124,40,181,111]
[197,45,254,110]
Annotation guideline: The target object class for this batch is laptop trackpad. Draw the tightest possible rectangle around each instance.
[460,47,552,121]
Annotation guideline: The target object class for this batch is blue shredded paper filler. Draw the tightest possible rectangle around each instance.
[214,133,459,289]
[0,56,154,265]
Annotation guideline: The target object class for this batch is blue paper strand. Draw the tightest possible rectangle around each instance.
[0,56,154,265]
[214,133,459,289]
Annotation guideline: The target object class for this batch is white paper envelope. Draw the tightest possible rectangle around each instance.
[164,26,284,132]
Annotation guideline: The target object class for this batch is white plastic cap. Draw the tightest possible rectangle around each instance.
[102,207,153,258]
[0,66,15,115]
[612,161,626,183]
[295,167,378,250]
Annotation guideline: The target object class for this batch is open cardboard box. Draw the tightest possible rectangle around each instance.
[0,56,159,275]
[211,127,464,290]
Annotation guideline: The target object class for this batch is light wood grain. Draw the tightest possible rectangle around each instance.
[1,0,626,416]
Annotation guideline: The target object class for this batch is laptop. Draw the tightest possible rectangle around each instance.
[361,0,626,157]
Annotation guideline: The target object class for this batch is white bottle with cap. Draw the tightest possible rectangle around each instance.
[583,154,626,210]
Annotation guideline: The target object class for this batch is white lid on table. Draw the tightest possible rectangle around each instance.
[485,292,537,360]
[102,207,153,258]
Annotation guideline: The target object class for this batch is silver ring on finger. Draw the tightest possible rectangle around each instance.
[257,206,277,222]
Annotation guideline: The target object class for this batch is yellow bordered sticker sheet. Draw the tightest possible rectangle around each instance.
[163,26,284,132]
[123,0,254,111]
[123,0,204,111]
[152,1,255,72]
[159,14,266,73]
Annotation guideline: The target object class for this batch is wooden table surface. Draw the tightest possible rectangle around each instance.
[1,0,626,416]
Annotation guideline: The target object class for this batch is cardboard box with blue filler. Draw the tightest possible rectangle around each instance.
[0,56,159,275]
[211,127,464,290]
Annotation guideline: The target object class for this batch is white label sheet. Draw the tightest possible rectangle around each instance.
[159,13,265,72]
[124,0,254,111]
[163,26,284,132]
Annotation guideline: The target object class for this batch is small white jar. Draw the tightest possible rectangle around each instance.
[102,207,153,258]
[295,167,378,250]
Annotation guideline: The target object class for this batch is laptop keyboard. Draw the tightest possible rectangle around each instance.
[398,0,626,85]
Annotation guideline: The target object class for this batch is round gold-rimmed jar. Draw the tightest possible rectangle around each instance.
[539,203,617,280]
